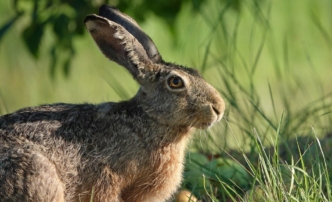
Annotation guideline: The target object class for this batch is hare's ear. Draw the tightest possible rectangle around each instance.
[84,15,159,82]
[98,5,162,63]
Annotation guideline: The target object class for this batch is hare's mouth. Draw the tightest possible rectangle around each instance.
[194,112,224,129]
[198,123,212,129]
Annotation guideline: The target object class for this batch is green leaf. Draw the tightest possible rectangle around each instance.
[191,0,207,11]
[22,20,45,58]
[53,14,70,39]
[49,46,57,78]
[63,57,71,76]
[0,12,23,43]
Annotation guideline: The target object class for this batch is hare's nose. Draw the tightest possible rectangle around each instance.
[212,106,221,115]
[211,99,225,121]
[206,84,225,120]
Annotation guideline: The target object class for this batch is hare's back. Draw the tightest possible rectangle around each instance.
[0,103,99,141]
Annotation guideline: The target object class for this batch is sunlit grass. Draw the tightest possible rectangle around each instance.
[182,0,332,201]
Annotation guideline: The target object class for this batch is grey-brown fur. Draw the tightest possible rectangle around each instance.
[0,5,225,202]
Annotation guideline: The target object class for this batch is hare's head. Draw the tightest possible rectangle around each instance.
[85,5,225,129]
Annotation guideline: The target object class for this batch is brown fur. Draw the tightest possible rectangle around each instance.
[0,5,225,202]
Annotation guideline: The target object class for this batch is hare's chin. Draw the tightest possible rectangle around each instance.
[196,114,224,129]
[196,122,214,129]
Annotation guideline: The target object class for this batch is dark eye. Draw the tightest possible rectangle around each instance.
[168,76,184,89]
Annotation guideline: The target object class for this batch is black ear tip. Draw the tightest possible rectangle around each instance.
[84,14,99,24]
[99,5,119,15]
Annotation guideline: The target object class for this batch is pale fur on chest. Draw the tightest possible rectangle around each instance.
[123,136,189,202]
[80,132,191,202]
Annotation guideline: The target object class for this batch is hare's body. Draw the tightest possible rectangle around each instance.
[0,5,225,202]
[0,101,190,201]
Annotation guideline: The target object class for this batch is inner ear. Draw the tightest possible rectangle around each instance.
[84,15,153,78]
[98,5,162,63]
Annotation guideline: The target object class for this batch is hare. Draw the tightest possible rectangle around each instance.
[0,5,225,202]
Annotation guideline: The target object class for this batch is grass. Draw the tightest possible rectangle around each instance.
[181,0,332,201]
[1,0,332,201]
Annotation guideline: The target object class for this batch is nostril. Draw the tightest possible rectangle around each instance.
[212,106,220,115]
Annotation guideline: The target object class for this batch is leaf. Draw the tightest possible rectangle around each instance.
[0,12,23,43]
[191,0,207,11]
[63,57,71,76]
[53,14,70,39]
[22,20,45,58]
[49,45,57,78]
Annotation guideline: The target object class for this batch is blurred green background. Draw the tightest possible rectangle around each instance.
[1,0,332,151]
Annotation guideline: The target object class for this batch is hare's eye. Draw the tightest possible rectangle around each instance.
[168,76,184,89]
